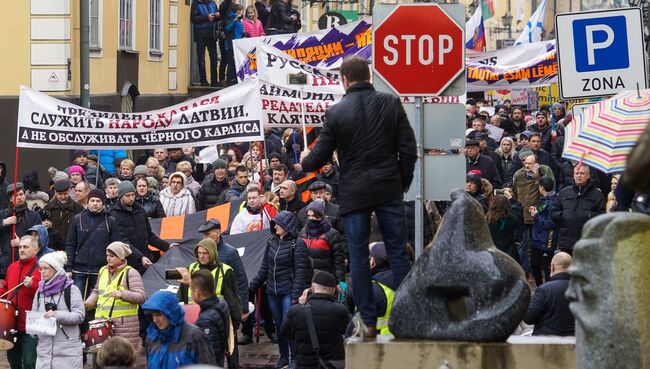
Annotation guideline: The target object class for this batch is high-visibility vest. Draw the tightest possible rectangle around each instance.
[96,265,138,319]
[373,280,395,336]
[187,262,233,304]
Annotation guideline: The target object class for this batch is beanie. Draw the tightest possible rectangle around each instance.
[369,242,389,267]
[106,242,132,260]
[212,159,228,170]
[53,179,71,193]
[68,165,85,176]
[134,165,148,176]
[312,270,337,288]
[53,171,69,182]
[307,199,326,218]
[118,181,136,198]
[39,251,67,273]
[88,188,105,203]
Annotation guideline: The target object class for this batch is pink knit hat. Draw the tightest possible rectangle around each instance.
[67,165,85,176]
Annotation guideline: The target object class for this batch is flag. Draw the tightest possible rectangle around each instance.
[514,0,547,45]
[466,5,487,51]
[481,0,495,20]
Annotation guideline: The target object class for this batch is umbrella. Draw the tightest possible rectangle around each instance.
[562,90,650,174]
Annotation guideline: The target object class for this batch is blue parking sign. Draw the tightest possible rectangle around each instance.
[572,16,629,72]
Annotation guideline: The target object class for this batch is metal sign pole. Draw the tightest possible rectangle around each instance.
[414,96,424,259]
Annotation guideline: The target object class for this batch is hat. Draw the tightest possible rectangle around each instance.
[535,111,547,118]
[88,188,105,203]
[312,270,337,288]
[38,209,51,221]
[73,150,89,158]
[87,154,99,162]
[307,199,326,218]
[68,165,85,176]
[466,172,482,185]
[212,159,228,170]
[466,98,476,106]
[118,181,136,198]
[198,219,222,233]
[465,139,480,148]
[53,179,71,192]
[465,128,476,137]
[308,181,327,192]
[473,132,488,141]
[520,130,533,138]
[39,251,67,272]
[369,242,388,267]
[268,153,283,161]
[134,165,148,176]
[53,171,69,182]
[6,182,24,196]
[146,177,159,189]
[106,242,132,260]
[552,102,563,110]
[324,184,333,194]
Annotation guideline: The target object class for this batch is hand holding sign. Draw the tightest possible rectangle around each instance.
[26,311,57,337]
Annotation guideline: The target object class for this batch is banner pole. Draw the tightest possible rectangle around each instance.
[95,150,101,188]
[11,147,19,262]
[301,87,308,153]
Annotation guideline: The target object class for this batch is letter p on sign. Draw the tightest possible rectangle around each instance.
[573,15,629,72]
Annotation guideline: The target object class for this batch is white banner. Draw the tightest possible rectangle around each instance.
[17,80,264,149]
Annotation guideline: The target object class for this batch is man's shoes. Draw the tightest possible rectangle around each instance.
[274,357,289,369]
[200,80,209,87]
[366,326,378,339]
[210,81,219,87]
[347,313,377,342]
[268,332,279,343]
[238,334,253,345]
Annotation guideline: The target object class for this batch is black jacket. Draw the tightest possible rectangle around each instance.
[0,206,42,276]
[282,294,350,369]
[218,239,250,313]
[196,295,230,361]
[110,200,169,273]
[135,193,166,219]
[301,82,417,215]
[196,173,230,210]
[250,211,308,300]
[298,226,346,283]
[254,0,271,31]
[65,208,126,273]
[523,272,574,336]
[43,197,84,246]
[296,201,341,233]
[466,154,502,189]
[266,0,295,33]
[550,182,605,250]
[279,196,306,216]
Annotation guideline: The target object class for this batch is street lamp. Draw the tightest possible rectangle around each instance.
[501,12,513,39]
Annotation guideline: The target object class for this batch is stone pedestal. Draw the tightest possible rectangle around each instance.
[346,337,575,369]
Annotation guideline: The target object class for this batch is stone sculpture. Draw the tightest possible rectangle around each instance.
[389,190,530,342]
[568,212,650,369]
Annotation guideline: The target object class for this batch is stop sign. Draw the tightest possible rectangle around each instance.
[373,4,464,96]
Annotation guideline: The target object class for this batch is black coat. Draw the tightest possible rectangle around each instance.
[266,0,295,33]
[110,200,169,273]
[218,239,250,313]
[196,173,230,211]
[301,82,417,215]
[466,154,502,189]
[44,197,85,243]
[254,0,271,31]
[523,272,574,336]
[281,294,350,369]
[196,295,230,361]
[0,206,42,276]
[64,208,126,273]
[550,182,605,251]
[298,226,346,283]
[135,193,166,219]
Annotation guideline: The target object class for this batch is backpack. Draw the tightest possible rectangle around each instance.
[37,285,88,333]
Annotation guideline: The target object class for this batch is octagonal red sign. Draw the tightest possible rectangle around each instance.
[373,4,465,96]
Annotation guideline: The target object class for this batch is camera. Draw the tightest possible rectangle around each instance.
[494,189,505,195]
[44,302,57,311]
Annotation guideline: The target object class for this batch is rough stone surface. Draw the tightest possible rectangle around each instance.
[568,212,650,369]
[389,190,530,342]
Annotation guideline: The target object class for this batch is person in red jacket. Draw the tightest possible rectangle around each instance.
[0,235,42,369]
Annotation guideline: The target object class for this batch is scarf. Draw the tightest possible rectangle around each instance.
[306,218,331,237]
[108,260,127,275]
[246,205,261,215]
[38,269,73,297]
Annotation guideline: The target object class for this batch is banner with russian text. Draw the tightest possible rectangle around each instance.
[17,80,264,149]
[466,40,557,91]
[233,19,372,81]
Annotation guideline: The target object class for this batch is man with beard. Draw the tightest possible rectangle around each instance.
[44,180,84,244]
[0,183,42,279]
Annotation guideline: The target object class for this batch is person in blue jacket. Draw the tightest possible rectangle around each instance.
[26,224,54,259]
[223,4,244,84]
[529,176,559,287]
[191,0,220,86]
[89,149,128,177]
[142,291,216,369]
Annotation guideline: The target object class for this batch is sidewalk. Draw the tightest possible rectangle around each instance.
[1,336,279,369]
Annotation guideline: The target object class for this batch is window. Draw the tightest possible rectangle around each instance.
[119,0,135,50]
[149,0,162,54]
[89,0,101,49]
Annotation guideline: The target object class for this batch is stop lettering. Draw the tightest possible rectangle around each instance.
[373,4,464,96]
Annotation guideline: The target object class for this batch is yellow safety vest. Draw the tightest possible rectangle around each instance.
[187,262,233,304]
[96,265,138,319]
[373,281,395,336]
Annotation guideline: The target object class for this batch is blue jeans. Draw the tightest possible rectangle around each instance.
[342,195,411,328]
[72,272,98,301]
[267,293,294,359]
[519,225,531,273]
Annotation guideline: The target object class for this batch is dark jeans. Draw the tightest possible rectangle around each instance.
[7,332,37,369]
[196,36,218,84]
[342,195,411,328]
[223,47,236,82]
[72,272,98,301]
[218,40,227,82]
[518,225,532,273]
[242,286,275,337]
[530,248,552,287]
[267,293,294,360]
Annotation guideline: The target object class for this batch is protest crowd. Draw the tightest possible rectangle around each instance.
[1,1,646,369]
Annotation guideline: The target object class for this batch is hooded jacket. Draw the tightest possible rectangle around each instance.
[250,211,308,300]
[177,238,242,323]
[531,192,559,252]
[44,195,84,244]
[143,291,216,369]
[550,181,605,250]
[196,172,230,210]
[159,172,196,216]
[64,208,126,273]
[298,220,346,283]
[27,224,55,259]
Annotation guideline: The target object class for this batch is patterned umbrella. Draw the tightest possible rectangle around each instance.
[563,90,650,174]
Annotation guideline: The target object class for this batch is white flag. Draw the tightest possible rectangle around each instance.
[514,0,547,45]
[465,6,482,44]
